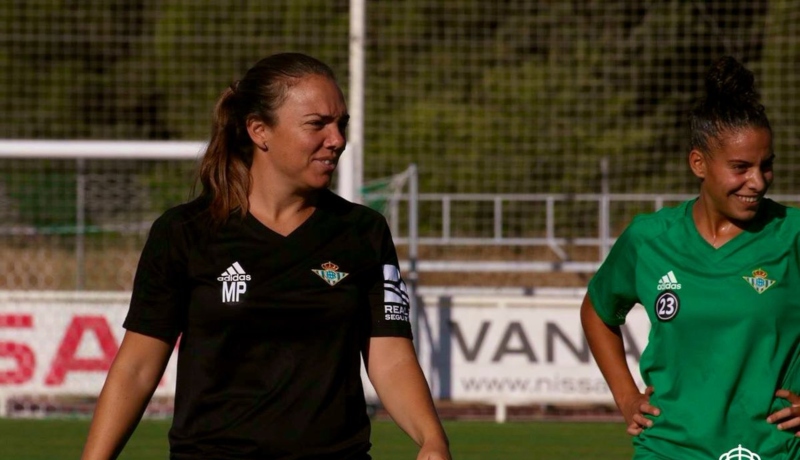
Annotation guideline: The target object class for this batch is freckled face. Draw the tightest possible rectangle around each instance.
[692,127,774,225]
[262,75,349,192]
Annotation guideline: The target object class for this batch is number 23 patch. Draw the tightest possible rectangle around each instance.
[654,290,680,321]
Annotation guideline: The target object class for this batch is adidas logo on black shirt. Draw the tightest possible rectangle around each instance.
[218,261,250,302]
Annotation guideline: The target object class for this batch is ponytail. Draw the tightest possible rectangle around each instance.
[196,87,253,225]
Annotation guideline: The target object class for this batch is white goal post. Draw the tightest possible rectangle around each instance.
[0,140,207,160]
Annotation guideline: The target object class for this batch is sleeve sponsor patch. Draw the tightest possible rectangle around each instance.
[383,264,410,322]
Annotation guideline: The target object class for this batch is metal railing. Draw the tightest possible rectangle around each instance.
[379,192,800,273]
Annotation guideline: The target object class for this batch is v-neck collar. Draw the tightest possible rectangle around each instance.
[243,205,322,240]
[684,198,767,259]
[242,189,336,240]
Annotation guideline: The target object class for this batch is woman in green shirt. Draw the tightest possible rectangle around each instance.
[582,56,800,459]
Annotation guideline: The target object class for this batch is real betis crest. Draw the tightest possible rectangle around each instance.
[743,268,776,294]
[312,261,348,286]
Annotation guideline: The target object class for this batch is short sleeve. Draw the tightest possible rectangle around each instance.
[587,220,644,326]
[367,220,413,339]
[123,211,188,341]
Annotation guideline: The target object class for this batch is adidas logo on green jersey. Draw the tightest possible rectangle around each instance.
[657,270,681,290]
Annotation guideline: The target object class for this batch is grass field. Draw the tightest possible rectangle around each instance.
[0,418,633,459]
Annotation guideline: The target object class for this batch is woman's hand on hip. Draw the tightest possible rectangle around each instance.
[618,386,660,436]
[768,389,800,434]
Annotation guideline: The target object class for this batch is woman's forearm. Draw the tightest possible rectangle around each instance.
[367,337,450,453]
[580,294,641,404]
[81,331,173,460]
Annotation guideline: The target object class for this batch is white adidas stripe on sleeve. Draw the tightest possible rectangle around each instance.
[383,264,410,306]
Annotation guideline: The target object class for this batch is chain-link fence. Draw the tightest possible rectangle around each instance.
[1,1,799,289]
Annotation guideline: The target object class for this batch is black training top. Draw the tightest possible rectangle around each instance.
[123,189,413,460]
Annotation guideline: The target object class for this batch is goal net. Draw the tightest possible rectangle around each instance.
[0,141,425,418]
[3,2,799,273]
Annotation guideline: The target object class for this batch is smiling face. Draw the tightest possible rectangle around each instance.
[250,74,349,194]
[690,126,774,226]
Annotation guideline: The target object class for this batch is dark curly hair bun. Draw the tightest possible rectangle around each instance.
[705,56,760,105]
[689,56,770,152]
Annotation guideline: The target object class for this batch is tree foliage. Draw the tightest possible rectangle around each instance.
[0,0,789,200]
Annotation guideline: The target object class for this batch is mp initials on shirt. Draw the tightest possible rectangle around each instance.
[218,261,251,303]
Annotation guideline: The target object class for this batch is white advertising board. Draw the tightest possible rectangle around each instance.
[0,291,650,407]
[0,292,178,397]
[441,303,648,403]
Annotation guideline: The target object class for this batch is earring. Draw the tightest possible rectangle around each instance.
[262,144,268,151]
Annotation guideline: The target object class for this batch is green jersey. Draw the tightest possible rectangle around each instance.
[589,198,800,460]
